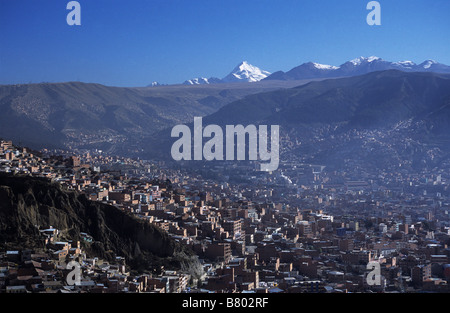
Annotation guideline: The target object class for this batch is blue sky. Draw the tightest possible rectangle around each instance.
[1,0,449,86]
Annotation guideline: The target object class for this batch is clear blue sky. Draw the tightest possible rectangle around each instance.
[1,0,449,87]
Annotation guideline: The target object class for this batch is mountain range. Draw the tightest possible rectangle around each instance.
[203,70,450,129]
[0,79,306,153]
[176,57,450,86]
[2,56,450,172]
[143,70,450,172]
[266,56,450,81]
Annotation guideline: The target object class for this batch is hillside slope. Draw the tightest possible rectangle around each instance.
[143,70,450,172]
[0,173,200,275]
[0,80,307,154]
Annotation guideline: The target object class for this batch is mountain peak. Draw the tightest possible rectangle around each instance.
[222,61,271,83]
[393,60,417,67]
[181,61,270,85]
[420,59,439,69]
[231,61,255,74]
[238,60,250,67]
[183,77,209,85]
[264,56,450,82]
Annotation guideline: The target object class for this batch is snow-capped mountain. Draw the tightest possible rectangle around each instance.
[348,56,381,66]
[183,77,209,85]
[420,60,437,69]
[265,56,450,81]
[154,57,450,86]
[182,61,270,85]
[222,61,271,83]
[311,62,339,70]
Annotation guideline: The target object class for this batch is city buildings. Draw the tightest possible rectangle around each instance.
[1,139,449,293]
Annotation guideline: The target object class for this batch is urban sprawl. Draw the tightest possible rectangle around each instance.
[1,139,449,293]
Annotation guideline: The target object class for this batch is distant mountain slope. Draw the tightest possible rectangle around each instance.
[204,70,450,171]
[175,57,450,87]
[0,80,301,153]
[0,173,200,274]
[143,70,450,171]
[205,70,450,129]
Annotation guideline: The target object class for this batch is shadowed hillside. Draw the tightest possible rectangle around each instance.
[0,80,310,154]
[142,70,450,172]
[0,173,201,275]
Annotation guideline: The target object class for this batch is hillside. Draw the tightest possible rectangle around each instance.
[204,70,450,128]
[0,173,201,275]
[0,80,309,154]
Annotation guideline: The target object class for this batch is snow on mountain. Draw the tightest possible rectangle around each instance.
[183,77,222,85]
[312,62,340,70]
[148,81,167,87]
[222,61,271,83]
[393,61,417,69]
[177,57,450,86]
[420,60,438,69]
[183,77,210,85]
[348,56,381,66]
[265,57,450,81]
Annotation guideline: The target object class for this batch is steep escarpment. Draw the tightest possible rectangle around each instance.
[0,173,200,275]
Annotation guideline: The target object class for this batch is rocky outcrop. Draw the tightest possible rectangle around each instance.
[0,173,201,276]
